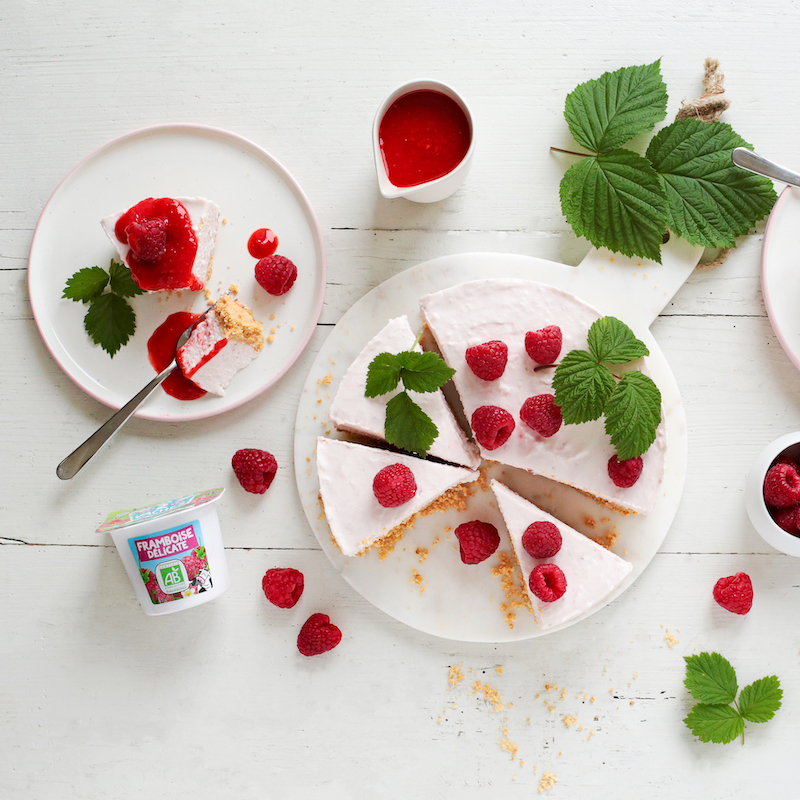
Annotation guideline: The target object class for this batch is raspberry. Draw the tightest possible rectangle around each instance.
[255,254,298,296]
[520,394,563,438]
[471,405,515,450]
[182,546,208,581]
[262,567,304,608]
[608,455,643,488]
[525,325,562,365]
[297,613,342,656]
[521,521,562,559]
[126,218,167,262]
[529,563,567,602]
[763,462,800,508]
[712,572,753,615]
[465,340,508,381]
[771,504,800,534]
[454,520,500,564]
[372,463,417,507]
[232,448,278,494]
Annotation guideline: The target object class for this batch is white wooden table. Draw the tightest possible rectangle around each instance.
[4,2,800,796]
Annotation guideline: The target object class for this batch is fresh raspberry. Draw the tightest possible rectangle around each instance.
[465,340,508,381]
[454,520,500,564]
[255,254,298,296]
[763,462,800,508]
[262,567,304,608]
[712,572,753,615]
[771,504,800,534]
[608,455,643,488]
[297,613,342,656]
[521,521,562,559]
[529,563,567,603]
[182,546,208,581]
[372,463,417,507]
[126,218,167,262]
[471,405,515,450]
[520,394,563,438]
[232,448,278,494]
[525,325,563,365]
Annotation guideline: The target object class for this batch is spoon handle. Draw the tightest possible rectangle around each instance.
[732,147,800,188]
[56,363,176,480]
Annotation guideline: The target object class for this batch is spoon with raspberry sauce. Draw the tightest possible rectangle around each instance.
[56,309,210,480]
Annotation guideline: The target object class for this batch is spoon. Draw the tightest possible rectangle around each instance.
[56,310,208,480]
[731,147,800,187]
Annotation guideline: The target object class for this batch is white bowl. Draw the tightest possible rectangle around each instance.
[745,432,800,555]
[372,79,475,203]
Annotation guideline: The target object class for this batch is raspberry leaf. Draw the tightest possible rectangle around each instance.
[62,265,110,303]
[365,352,403,397]
[559,150,668,263]
[604,371,661,460]
[564,60,668,153]
[684,653,738,705]
[395,350,456,393]
[739,676,783,723]
[587,317,649,364]
[83,292,137,357]
[384,391,438,456]
[108,259,145,298]
[552,350,615,424]
[684,704,744,745]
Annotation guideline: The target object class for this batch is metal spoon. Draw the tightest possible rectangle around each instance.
[56,310,208,480]
[731,147,800,188]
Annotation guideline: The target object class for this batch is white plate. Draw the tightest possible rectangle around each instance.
[29,124,325,421]
[294,249,695,642]
[762,185,800,371]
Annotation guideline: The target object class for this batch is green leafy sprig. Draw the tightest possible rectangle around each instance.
[63,259,144,357]
[552,316,659,460]
[365,347,456,457]
[684,652,782,744]
[557,60,777,262]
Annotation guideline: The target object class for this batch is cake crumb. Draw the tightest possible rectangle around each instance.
[448,665,465,689]
[495,666,503,674]
[491,551,532,628]
[222,217,228,224]
[584,515,596,529]
[416,547,429,563]
[664,628,679,649]
[229,283,238,294]
[267,335,275,343]
[538,772,557,793]
[410,569,424,591]
[498,725,518,760]
[562,715,577,728]
[317,374,333,387]
[270,313,276,320]
[471,681,510,712]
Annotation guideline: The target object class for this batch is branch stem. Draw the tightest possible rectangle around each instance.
[550,146,593,158]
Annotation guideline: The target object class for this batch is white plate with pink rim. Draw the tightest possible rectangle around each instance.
[28,123,325,421]
[294,236,703,643]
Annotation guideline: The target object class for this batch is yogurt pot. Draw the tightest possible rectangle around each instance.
[373,79,475,203]
[98,488,230,615]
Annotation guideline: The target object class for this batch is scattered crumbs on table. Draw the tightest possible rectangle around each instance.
[317,373,332,387]
[495,666,503,674]
[316,398,322,404]
[498,725,519,759]
[291,325,295,331]
[663,627,679,649]
[448,665,464,689]
[471,680,511,713]
[562,715,577,728]
[267,335,274,343]
[221,217,228,224]
[410,568,424,592]
[416,547,429,563]
[270,313,276,320]
[330,357,336,365]
[538,772,557,793]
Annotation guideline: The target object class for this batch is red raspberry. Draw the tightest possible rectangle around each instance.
[471,405,515,450]
[182,546,208,581]
[763,462,800,508]
[608,455,643,488]
[372,463,417,507]
[529,563,567,602]
[454,520,500,564]
[465,340,508,381]
[297,613,342,656]
[771,504,800,534]
[126,218,167,262]
[262,567,304,608]
[525,325,563,365]
[712,572,753,615]
[521,521,562,559]
[255,254,298,296]
[520,394,563,438]
[232,448,278,494]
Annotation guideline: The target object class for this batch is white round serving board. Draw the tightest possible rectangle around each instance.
[294,241,702,643]
[29,124,325,421]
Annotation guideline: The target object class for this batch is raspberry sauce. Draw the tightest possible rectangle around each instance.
[378,90,471,188]
[147,312,206,401]
[115,198,199,291]
[247,228,279,258]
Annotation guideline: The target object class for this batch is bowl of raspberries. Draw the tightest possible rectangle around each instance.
[746,432,800,555]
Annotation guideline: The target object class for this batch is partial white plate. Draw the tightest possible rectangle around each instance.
[762,185,800,371]
[294,252,690,643]
[29,124,325,421]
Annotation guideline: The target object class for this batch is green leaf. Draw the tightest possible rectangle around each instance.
[365,352,403,398]
[552,350,616,424]
[559,149,668,263]
[604,371,661,460]
[384,391,438,456]
[647,119,778,248]
[739,676,782,723]
[396,350,456,394]
[684,704,744,744]
[63,265,109,303]
[564,60,668,153]
[83,293,137,357]
[108,259,145,298]
[588,316,649,364]
[684,653,738,705]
